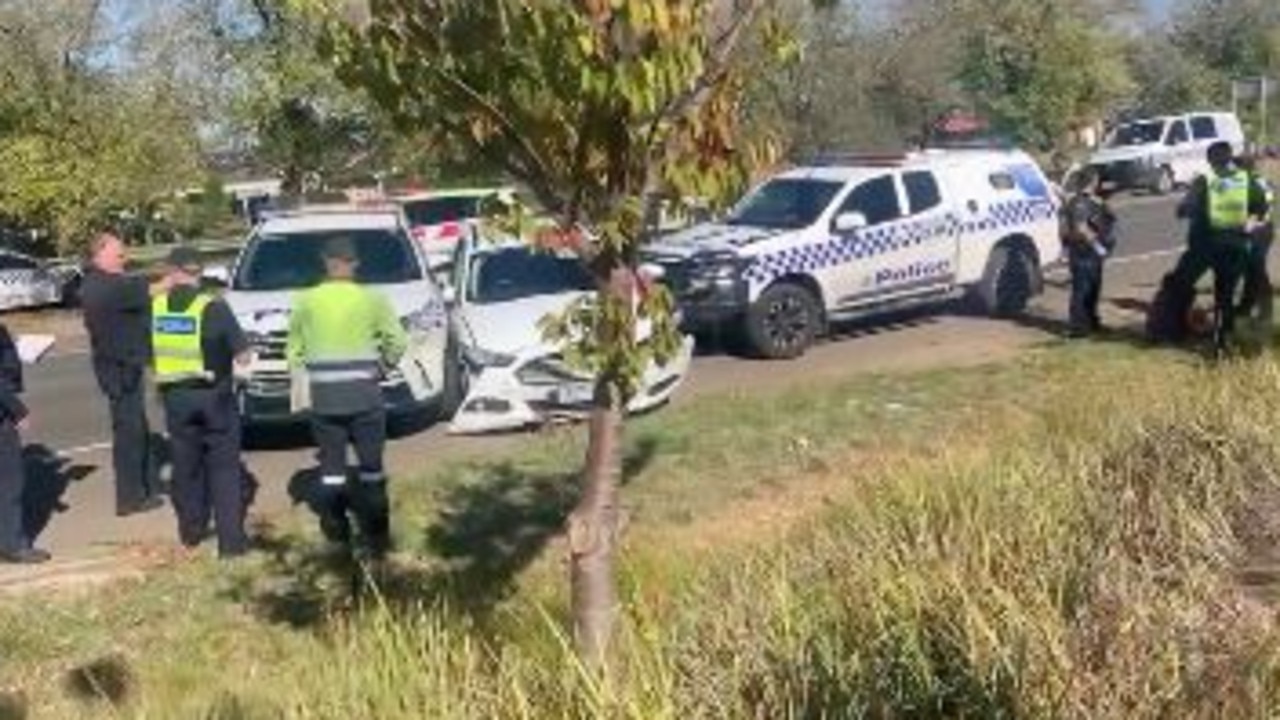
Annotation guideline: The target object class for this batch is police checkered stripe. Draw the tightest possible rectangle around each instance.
[0,270,39,287]
[744,198,1057,285]
[744,214,956,284]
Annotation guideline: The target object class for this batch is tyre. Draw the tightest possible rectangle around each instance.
[743,282,821,359]
[1153,166,1174,195]
[976,245,1035,317]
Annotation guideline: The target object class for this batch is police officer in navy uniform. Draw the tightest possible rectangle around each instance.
[1061,166,1116,336]
[0,321,49,564]
[151,247,252,559]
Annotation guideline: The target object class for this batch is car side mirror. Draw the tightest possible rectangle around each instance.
[638,262,666,282]
[441,285,457,305]
[202,265,230,288]
[833,211,869,234]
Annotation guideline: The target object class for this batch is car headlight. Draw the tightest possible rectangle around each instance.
[462,345,517,369]
[689,252,742,287]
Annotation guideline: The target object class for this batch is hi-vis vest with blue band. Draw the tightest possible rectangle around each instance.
[1208,170,1252,232]
[152,293,214,385]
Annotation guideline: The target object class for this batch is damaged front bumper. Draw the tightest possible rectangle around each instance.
[448,335,696,434]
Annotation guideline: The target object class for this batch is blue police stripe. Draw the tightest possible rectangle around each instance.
[743,197,1056,287]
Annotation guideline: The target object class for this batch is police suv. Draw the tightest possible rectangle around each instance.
[643,148,1062,358]
[206,206,454,425]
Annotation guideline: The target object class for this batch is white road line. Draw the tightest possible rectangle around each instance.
[55,441,113,458]
[1108,247,1184,266]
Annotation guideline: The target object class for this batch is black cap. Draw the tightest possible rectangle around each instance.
[321,236,358,261]
[167,246,203,271]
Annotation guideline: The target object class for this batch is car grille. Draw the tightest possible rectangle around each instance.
[515,354,591,386]
[644,254,693,296]
[252,331,288,361]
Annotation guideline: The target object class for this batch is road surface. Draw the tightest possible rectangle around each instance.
[8,196,1193,565]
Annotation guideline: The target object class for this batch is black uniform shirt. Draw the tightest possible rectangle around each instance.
[0,323,27,423]
[81,268,152,367]
[162,285,249,390]
[1063,192,1116,257]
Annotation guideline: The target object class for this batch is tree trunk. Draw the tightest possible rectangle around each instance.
[568,379,624,669]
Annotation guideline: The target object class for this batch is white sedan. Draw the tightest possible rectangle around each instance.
[0,250,81,311]
[444,233,695,434]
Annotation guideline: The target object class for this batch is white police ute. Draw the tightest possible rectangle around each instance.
[207,206,453,426]
[643,148,1062,359]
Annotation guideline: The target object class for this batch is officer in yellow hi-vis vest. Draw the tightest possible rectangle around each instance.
[1182,141,1270,355]
[287,236,407,558]
[152,246,252,559]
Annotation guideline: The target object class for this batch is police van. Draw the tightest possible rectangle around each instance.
[642,148,1062,358]
[206,206,454,425]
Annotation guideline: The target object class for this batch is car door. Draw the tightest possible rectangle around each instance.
[1188,115,1221,178]
[1163,118,1197,184]
[0,252,49,310]
[827,173,914,306]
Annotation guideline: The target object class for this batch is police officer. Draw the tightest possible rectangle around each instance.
[1236,154,1277,325]
[1178,141,1270,355]
[287,237,407,557]
[0,321,48,564]
[1062,166,1116,336]
[152,247,252,559]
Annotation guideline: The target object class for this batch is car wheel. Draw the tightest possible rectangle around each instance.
[977,245,1035,317]
[1153,166,1175,195]
[744,282,821,359]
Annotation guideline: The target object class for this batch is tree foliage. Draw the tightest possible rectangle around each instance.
[304,0,792,664]
[0,1,203,251]
[955,0,1134,148]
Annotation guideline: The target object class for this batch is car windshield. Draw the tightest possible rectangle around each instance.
[401,196,485,227]
[724,178,843,230]
[1107,121,1166,147]
[233,228,422,291]
[467,247,593,304]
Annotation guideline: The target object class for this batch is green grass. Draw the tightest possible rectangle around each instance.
[5,341,1280,718]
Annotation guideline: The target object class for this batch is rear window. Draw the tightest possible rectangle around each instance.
[1190,116,1218,140]
[903,171,942,214]
[233,228,422,291]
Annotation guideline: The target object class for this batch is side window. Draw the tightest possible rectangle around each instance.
[837,175,902,227]
[988,172,1016,191]
[1190,116,1218,140]
[903,171,942,214]
[0,255,32,271]
[1166,120,1189,145]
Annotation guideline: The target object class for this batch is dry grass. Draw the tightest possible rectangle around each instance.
[5,343,1280,718]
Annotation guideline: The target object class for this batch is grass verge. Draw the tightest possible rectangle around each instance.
[4,341,1280,718]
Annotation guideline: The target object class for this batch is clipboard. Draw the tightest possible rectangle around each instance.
[289,367,312,413]
[15,334,55,365]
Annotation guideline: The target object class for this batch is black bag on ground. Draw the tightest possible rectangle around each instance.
[1147,269,1196,343]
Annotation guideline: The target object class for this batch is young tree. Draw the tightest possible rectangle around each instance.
[303,0,791,666]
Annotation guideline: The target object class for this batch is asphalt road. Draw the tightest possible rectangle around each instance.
[11,195,1190,561]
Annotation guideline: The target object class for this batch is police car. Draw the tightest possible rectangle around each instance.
[208,206,453,425]
[394,187,517,270]
[0,249,81,311]
[643,148,1062,358]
